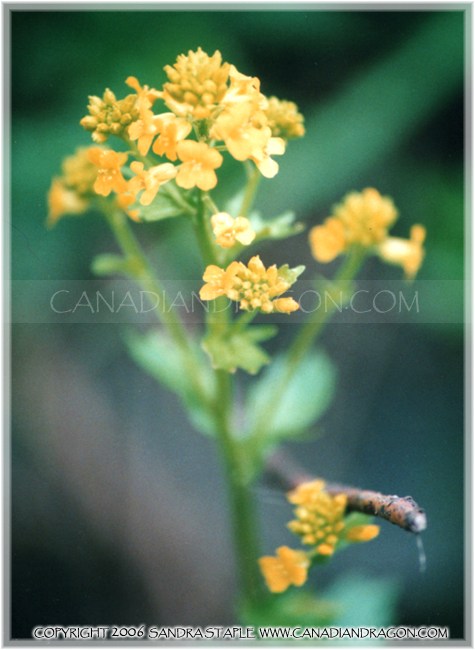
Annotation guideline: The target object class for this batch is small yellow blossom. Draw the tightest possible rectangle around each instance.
[309,188,398,263]
[128,161,177,206]
[87,148,128,196]
[176,141,223,191]
[259,546,309,593]
[377,224,426,280]
[250,136,286,179]
[152,113,192,161]
[287,480,380,555]
[47,178,89,227]
[287,480,348,556]
[46,147,98,226]
[128,108,161,157]
[264,96,305,139]
[211,212,255,248]
[80,87,141,143]
[345,525,380,543]
[210,103,270,162]
[199,255,300,314]
[125,76,162,106]
[163,47,230,119]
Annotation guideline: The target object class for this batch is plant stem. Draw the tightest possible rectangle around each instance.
[250,249,366,450]
[103,207,210,405]
[239,164,261,218]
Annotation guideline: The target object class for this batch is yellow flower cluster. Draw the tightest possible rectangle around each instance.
[47,148,98,226]
[79,47,304,195]
[211,212,256,249]
[259,480,379,593]
[309,188,426,279]
[199,255,300,314]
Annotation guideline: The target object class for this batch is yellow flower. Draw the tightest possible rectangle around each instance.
[264,96,305,139]
[47,178,89,227]
[309,188,398,263]
[176,141,223,191]
[250,136,286,179]
[223,64,263,106]
[377,224,426,280]
[128,108,161,157]
[163,47,230,119]
[125,76,162,107]
[128,161,177,206]
[199,255,300,314]
[259,546,309,593]
[80,87,141,144]
[345,525,380,543]
[152,113,192,161]
[287,480,348,556]
[287,480,380,555]
[210,103,267,162]
[211,212,255,248]
[87,148,128,196]
[46,147,98,226]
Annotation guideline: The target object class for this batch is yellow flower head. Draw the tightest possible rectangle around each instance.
[163,47,230,119]
[87,148,128,197]
[309,188,398,263]
[287,480,380,555]
[377,224,426,280]
[210,103,268,162]
[152,113,192,161]
[80,87,141,144]
[199,255,301,314]
[222,64,264,108]
[128,161,177,206]
[46,147,98,226]
[47,178,89,227]
[211,212,256,249]
[264,96,305,139]
[259,546,309,593]
[287,480,348,556]
[176,141,223,191]
[250,136,286,179]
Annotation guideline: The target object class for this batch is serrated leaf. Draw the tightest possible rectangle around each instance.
[247,349,336,443]
[202,325,277,375]
[124,329,216,436]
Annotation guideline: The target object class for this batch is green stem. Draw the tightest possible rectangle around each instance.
[103,207,210,406]
[239,164,261,218]
[214,369,263,607]
[193,192,219,266]
[250,248,366,450]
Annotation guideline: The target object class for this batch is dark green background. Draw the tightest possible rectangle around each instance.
[10,8,466,640]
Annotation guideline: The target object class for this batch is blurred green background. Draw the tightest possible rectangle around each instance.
[10,8,465,640]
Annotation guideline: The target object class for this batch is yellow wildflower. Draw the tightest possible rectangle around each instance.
[345,525,380,543]
[287,480,380,555]
[309,188,398,263]
[287,480,348,556]
[259,546,309,593]
[80,87,141,143]
[87,148,128,196]
[250,136,286,179]
[128,161,177,206]
[47,178,89,227]
[128,108,161,157]
[46,147,98,226]
[222,64,266,109]
[152,113,192,161]
[163,47,230,119]
[211,212,255,248]
[176,141,223,191]
[199,255,300,314]
[377,224,426,280]
[125,76,162,107]
[264,96,305,139]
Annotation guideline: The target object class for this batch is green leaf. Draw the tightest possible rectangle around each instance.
[278,263,306,286]
[202,325,277,375]
[240,590,338,629]
[247,349,336,442]
[124,329,216,436]
[91,253,141,278]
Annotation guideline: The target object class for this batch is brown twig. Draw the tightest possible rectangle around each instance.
[265,452,427,534]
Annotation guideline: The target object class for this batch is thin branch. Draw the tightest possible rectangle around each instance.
[265,452,427,534]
